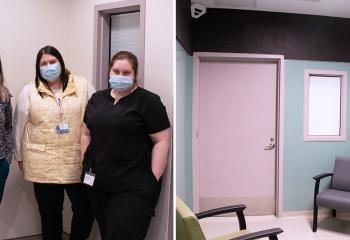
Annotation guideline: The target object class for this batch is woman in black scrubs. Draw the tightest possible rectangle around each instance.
[81,51,170,239]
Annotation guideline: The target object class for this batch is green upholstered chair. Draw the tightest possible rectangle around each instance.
[176,197,283,240]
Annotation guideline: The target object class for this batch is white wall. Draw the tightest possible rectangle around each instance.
[0,0,70,99]
[0,0,174,239]
[65,0,95,82]
[144,2,174,239]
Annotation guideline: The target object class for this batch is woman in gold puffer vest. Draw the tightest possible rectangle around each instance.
[14,46,94,240]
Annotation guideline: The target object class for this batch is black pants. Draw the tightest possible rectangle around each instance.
[33,183,94,240]
[88,189,152,240]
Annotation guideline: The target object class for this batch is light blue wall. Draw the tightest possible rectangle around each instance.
[284,60,350,211]
[176,57,350,211]
[176,40,193,208]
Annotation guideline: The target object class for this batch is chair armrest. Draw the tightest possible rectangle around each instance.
[232,228,283,240]
[313,173,333,201]
[313,173,333,181]
[195,204,247,230]
[195,204,246,219]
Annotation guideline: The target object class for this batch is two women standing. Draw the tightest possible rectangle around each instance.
[2,46,170,240]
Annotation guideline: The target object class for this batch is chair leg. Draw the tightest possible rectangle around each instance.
[313,205,318,232]
[268,236,278,240]
[332,209,336,218]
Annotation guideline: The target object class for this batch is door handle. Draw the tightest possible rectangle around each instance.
[264,143,275,150]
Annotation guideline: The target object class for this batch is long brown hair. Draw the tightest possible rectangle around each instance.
[0,58,11,102]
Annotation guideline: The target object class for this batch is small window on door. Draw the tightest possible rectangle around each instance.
[110,12,140,60]
[304,70,347,141]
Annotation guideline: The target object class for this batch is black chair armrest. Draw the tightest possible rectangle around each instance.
[232,228,283,240]
[313,173,333,181]
[313,173,333,200]
[196,205,247,230]
[195,204,246,219]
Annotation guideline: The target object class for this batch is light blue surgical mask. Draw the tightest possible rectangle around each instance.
[40,63,62,82]
[109,75,134,91]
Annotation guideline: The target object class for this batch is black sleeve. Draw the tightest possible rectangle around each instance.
[143,95,170,134]
[83,93,94,125]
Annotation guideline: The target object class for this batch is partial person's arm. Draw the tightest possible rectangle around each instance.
[4,100,14,163]
[81,123,91,160]
[13,85,30,171]
[81,85,94,159]
[87,81,96,98]
[149,128,171,180]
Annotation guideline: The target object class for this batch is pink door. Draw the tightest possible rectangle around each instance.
[197,60,277,215]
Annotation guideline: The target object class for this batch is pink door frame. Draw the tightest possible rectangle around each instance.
[192,52,285,216]
[93,0,145,90]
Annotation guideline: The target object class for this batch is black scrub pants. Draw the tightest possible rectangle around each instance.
[33,183,94,240]
[88,189,152,240]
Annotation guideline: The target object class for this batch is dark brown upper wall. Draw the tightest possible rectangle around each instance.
[193,8,350,62]
[176,0,192,54]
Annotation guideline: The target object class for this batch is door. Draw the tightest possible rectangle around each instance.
[197,59,277,215]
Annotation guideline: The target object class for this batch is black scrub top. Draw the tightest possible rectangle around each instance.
[83,87,170,214]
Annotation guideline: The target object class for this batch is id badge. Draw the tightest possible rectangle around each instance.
[83,172,95,186]
[55,122,69,134]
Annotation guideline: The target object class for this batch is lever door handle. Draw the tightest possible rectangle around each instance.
[264,143,275,150]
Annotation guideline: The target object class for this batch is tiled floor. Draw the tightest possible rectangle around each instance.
[200,215,350,240]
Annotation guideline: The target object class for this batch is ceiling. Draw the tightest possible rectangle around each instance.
[191,0,350,18]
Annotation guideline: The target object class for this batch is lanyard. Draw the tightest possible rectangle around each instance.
[53,89,64,123]
[53,90,63,115]
[57,97,63,114]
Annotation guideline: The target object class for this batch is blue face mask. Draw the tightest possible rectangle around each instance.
[40,63,62,82]
[109,75,134,91]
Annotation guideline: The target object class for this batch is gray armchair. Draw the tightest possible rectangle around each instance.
[313,156,350,232]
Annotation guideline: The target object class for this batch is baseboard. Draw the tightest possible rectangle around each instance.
[6,235,41,240]
[336,212,350,220]
[280,209,328,218]
[281,209,350,220]
[7,232,69,240]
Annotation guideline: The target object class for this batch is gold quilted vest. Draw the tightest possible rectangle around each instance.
[22,75,88,183]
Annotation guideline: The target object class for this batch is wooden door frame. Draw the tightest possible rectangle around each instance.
[192,52,285,216]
